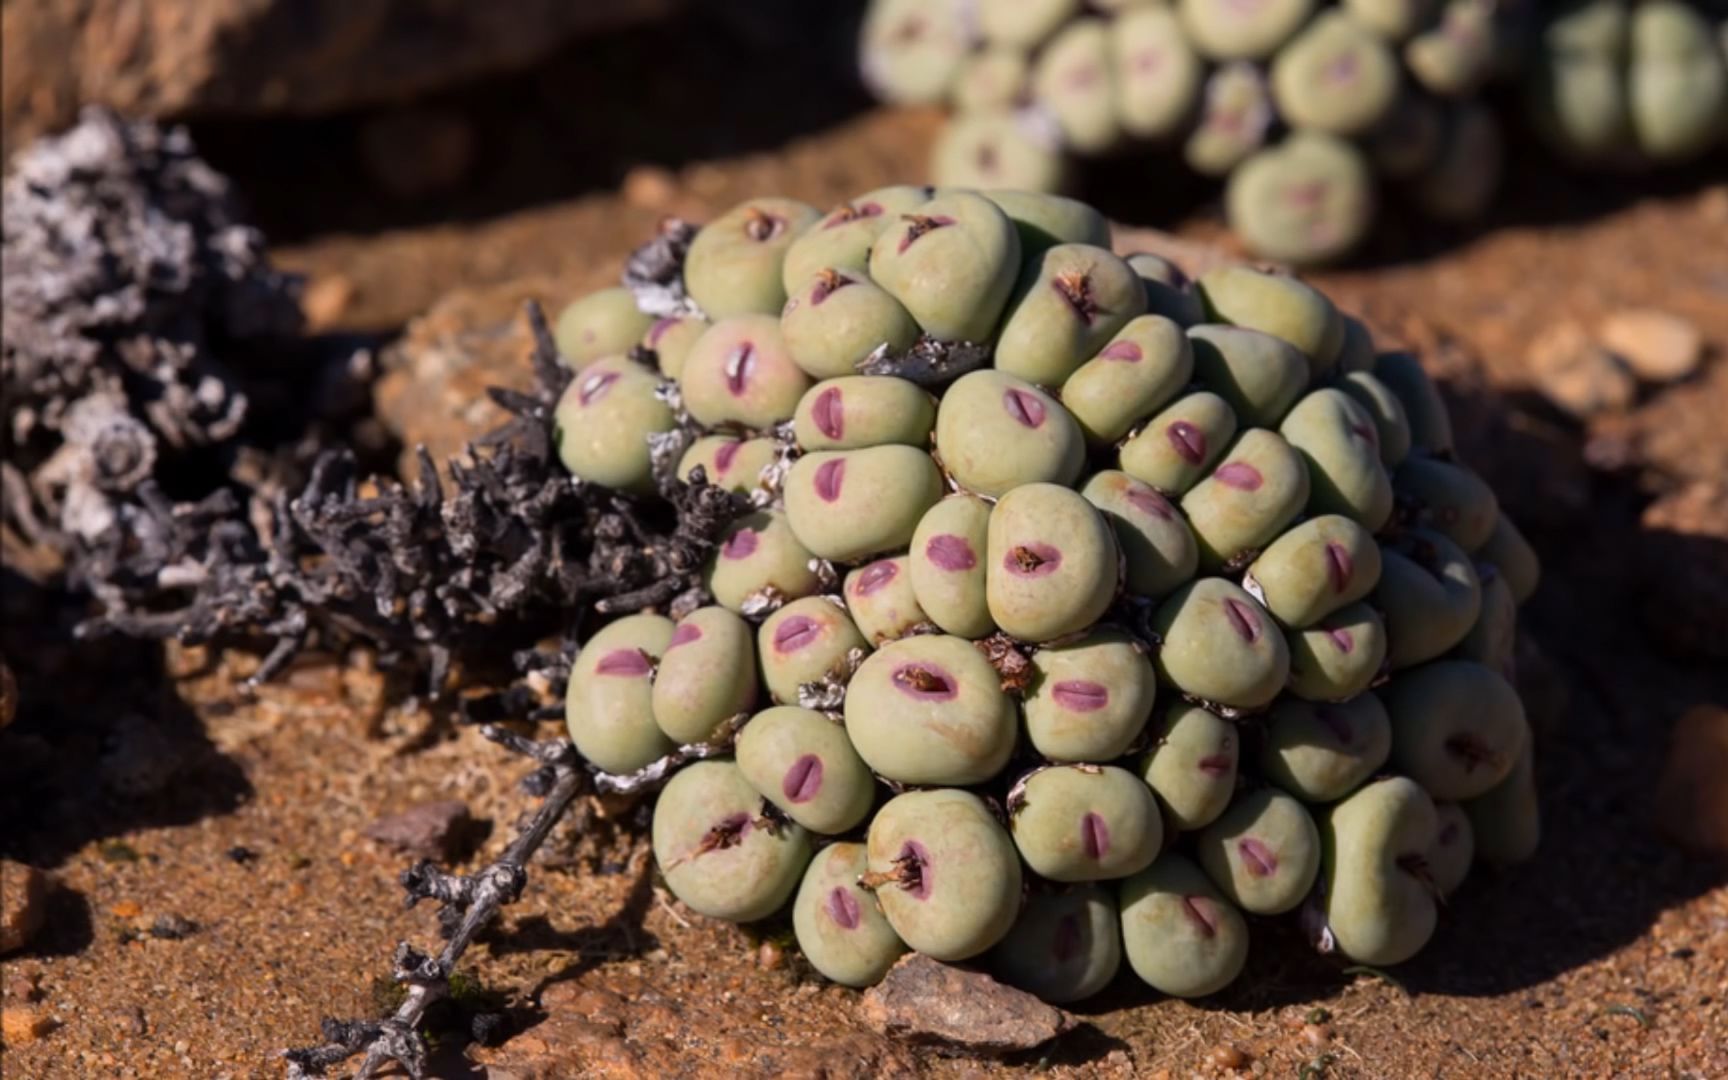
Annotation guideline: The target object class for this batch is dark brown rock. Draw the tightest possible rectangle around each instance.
[0,655,15,730]
[859,953,1076,1053]
[1655,707,1728,857]
[362,799,474,861]
[1,861,47,955]
[1639,480,1728,660]
[1,0,682,155]
[1526,321,1637,420]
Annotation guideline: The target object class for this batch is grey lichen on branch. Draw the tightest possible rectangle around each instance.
[281,724,739,1080]
[71,301,748,694]
[2,106,304,554]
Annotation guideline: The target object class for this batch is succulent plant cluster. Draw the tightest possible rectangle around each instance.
[1526,0,1728,168]
[860,0,1535,263]
[550,186,1541,1003]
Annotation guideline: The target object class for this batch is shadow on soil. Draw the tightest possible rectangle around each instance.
[188,0,875,244]
[0,569,255,870]
[494,855,663,996]
[1391,378,1728,999]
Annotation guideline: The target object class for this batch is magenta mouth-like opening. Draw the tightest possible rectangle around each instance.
[1081,812,1112,860]
[1325,541,1354,594]
[825,885,861,929]
[782,754,824,804]
[1167,420,1206,465]
[924,534,976,571]
[897,839,933,900]
[667,623,703,650]
[703,812,753,853]
[647,317,678,346]
[1101,340,1143,363]
[1005,542,1062,578]
[1223,598,1262,643]
[1238,837,1278,878]
[721,528,759,560]
[1326,626,1355,654]
[724,343,758,397]
[812,388,844,439]
[896,214,956,254]
[712,440,742,475]
[1212,461,1263,491]
[1181,895,1218,938]
[773,615,824,654]
[595,648,652,677]
[577,370,618,407]
[1063,63,1101,91]
[813,458,846,503]
[891,664,957,701]
[1002,388,1047,429]
[1052,680,1109,712]
[1197,752,1234,777]
[1124,483,1175,521]
[853,560,898,597]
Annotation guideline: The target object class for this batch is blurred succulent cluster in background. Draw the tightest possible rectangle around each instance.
[861,0,1728,262]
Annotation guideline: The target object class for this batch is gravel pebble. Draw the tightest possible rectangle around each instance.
[859,953,1075,1052]
[363,799,475,860]
[0,862,47,955]
[1656,706,1728,856]
[1,1005,56,1045]
[1601,309,1704,383]
[1527,321,1637,419]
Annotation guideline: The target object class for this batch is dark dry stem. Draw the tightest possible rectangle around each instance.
[67,299,743,698]
[283,727,737,1079]
[855,335,991,388]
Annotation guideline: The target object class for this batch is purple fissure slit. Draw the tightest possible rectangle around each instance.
[773,615,823,654]
[925,534,976,571]
[595,649,652,676]
[826,886,862,929]
[782,754,824,803]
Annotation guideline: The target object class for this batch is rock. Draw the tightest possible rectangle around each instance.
[0,655,15,730]
[363,799,475,861]
[0,862,47,955]
[1655,707,1728,857]
[301,275,357,333]
[1639,481,1728,660]
[1526,322,1637,419]
[1600,309,1704,384]
[859,953,1076,1053]
[622,166,680,213]
[372,277,558,479]
[1,1004,56,1045]
[99,714,194,798]
[1,0,683,155]
[149,913,198,940]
